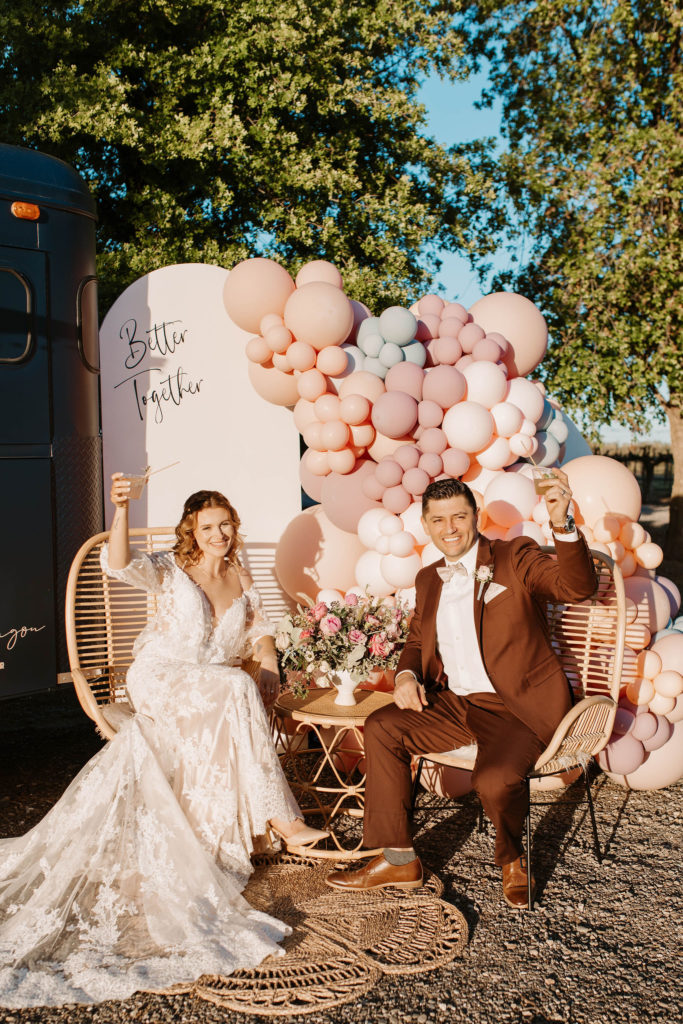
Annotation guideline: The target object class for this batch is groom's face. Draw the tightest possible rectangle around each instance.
[422,494,479,562]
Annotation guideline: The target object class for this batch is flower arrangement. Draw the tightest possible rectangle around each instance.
[276,593,412,699]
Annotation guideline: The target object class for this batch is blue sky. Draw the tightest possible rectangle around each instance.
[418,72,669,446]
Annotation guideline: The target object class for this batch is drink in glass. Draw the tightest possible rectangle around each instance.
[532,467,557,495]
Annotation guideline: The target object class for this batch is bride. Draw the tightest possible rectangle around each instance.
[0,476,326,1008]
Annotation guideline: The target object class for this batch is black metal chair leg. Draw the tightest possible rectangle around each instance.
[584,769,602,863]
[526,777,534,910]
[410,757,425,815]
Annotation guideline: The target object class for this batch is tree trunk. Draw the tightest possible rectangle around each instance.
[664,402,683,559]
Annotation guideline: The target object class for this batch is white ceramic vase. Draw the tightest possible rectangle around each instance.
[329,668,358,706]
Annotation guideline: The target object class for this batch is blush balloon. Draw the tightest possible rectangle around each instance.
[223,257,296,334]
[442,402,494,453]
[376,459,404,488]
[295,259,344,288]
[441,448,471,478]
[422,365,467,409]
[384,361,425,401]
[564,455,642,529]
[472,338,503,363]
[275,506,367,602]
[321,459,383,531]
[431,337,462,365]
[402,467,431,496]
[418,400,444,428]
[419,427,448,454]
[458,322,486,353]
[468,292,548,377]
[371,391,419,438]
[419,452,443,477]
[417,294,445,317]
[484,472,536,527]
[383,484,412,514]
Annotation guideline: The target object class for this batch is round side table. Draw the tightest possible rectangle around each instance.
[272,687,393,860]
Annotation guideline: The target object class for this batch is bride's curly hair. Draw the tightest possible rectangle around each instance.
[173,490,244,567]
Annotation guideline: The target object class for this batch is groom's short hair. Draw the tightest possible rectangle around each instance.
[422,478,477,516]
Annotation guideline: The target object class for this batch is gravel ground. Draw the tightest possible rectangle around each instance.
[1,687,681,1024]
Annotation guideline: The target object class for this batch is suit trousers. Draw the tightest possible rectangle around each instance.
[362,689,545,866]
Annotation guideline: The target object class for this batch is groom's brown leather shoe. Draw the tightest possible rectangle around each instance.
[502,855,535,909]
[326,853,423,891]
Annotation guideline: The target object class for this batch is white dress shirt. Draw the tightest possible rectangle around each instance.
[435,540,497,697]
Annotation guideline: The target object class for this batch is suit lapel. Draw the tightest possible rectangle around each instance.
[422,560,444,669]
[473,535,493,642]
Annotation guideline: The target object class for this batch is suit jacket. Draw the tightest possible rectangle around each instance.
[395,534,598,745]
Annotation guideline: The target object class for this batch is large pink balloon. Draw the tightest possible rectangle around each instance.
[605,719,683,790]
[320,459,383,533]
[275,506,366,603]
[564,455,642,528]
[284,281,354,350]
[295,260,344,289]
[468,292,548,377]
[223,258,295,334]
[247,360,299,406]
[371,391,419,438]
[623,576,672,633]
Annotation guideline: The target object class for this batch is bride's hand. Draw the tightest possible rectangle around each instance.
[258,666,281,710]
[110,472,131,508]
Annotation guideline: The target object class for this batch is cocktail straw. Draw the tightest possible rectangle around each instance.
[145,460,181,479]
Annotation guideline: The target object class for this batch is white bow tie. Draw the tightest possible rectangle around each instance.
[436,562,468,583]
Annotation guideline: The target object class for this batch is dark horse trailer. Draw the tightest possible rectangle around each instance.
[0,144,103,698]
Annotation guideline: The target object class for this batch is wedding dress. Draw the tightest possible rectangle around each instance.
[0,548,300,1007]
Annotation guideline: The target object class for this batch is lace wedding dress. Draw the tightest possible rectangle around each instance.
[0,548,300,1008]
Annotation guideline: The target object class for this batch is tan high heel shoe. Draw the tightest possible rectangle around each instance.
[268,820,330,852]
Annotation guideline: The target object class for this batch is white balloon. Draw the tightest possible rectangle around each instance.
[400,501,430,545]
[381,552,422,588]
[389,530,418,557]
[316,588,344,605]
[506,521,546,544]
[505,377,545,422]
[484,472,536,528]
[421,541,444,567]
[357,508,394,549]
[354,549,395,598]
[379,514,404,536]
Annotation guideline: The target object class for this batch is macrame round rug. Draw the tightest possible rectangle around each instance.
[193,855,467,1016]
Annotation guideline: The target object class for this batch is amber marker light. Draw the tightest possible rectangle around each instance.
[11,201,41,220]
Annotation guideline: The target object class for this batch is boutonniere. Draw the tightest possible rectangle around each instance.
[472,564,494,600]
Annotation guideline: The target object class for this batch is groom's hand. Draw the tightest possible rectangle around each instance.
[393,672,429,712]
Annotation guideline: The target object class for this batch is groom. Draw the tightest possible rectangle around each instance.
[326,472,597,908]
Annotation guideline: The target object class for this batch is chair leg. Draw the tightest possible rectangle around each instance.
[410,757,425,816]
[584,769,602,863]
[525,777,534,911]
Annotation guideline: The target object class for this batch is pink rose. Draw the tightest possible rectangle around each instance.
[311,602,328,621]
[349,629,366,645]
[369,632,391,658]
[299,628,314,641]
[320,614,342,635]
[344,593,359,606]
[365,614,381,627]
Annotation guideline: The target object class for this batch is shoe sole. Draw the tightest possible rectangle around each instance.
[324,877,423,891]
[502,889,535,910]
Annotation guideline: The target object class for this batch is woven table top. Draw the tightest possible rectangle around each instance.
[274,688,393,726]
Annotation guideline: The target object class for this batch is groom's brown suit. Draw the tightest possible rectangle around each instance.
[362,533,598,865]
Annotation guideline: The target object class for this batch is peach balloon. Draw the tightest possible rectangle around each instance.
[299,450,325,502]
[624,622,651,650]
[419,427,448,455]
[564,455,642,529]
[619,520,646,549]
[368,432,415,462]
[339,393,371,425]
[656,575,681,619]
[247,360,299,406]
[260,313,284,334]
[314,393,341,422]
[327,448,356,473]
[653,670,683,698]
[648,692,676,716]
[295,259,344,289]
[635,542,664,569]
[284,281,354,350]
[468,292,548,377]
[293,397,318,433]
[623,577,673,632]
[297,367,328,401]
[316,346,348,376]
[264,324,292,354]
[652,632,683,672]
[476,435,513,471]
[620,552,637,577]
[593,515,622,543]
[350,422,376,448]
[321,420,350,451]
[491,401,524,438]
[431,337,462,365]
[302,421,325,450]
[275,506,367,603]
[463,361,508,409]
[245,335,272,364]
[288,340,317,371]
[666,694,683,723]
[338,370,386,404]
[442,402,494,453]
[484,472,536,528]
[306,449,330,476]
[271,352,292,372]
[505,377,545,423]
[223,257,296,334]
[636,649,663,679]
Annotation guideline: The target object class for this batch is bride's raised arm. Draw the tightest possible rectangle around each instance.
[107,472,132,569]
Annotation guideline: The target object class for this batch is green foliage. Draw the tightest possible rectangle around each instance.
[0,0,496,313]
[459,1,683,438]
